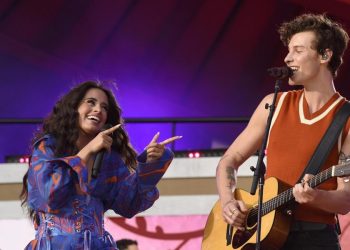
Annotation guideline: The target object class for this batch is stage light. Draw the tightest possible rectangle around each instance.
[5,155,30,163]
[174,149,226,158]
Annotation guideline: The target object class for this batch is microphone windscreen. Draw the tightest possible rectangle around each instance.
[267,66,293,79]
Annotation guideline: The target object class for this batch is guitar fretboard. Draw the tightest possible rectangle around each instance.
[249,167,334,220]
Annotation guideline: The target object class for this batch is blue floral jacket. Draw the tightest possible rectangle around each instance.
[25,135,174,250]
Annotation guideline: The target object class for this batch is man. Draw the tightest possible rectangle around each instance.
[216,13,350,249]
[116,238,139,250]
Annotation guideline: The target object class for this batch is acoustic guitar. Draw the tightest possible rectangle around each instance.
[202,162,350,250]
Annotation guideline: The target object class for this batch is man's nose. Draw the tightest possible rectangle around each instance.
[284,52,293,64]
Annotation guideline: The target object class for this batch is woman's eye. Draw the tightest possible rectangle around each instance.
[87,99,95,105]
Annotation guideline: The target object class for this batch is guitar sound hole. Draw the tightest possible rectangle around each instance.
[246,209,258,228]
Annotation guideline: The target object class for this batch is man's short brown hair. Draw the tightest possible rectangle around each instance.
[278,13,349,77]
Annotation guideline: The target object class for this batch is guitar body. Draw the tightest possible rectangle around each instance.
[202,177,292,250]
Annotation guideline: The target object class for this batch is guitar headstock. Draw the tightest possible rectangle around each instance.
[333,161,350,177]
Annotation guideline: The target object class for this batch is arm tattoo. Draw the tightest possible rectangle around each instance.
[219,153,238,188]
[225,166,236,188]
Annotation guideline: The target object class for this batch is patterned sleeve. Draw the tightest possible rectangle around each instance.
[27,136,90,211]
[100,148,174,218]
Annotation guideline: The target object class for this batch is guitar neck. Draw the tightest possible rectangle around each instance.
[261,167,334,216]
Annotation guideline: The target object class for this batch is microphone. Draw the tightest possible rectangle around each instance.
[91,124,112,179]
[267,66,293,79]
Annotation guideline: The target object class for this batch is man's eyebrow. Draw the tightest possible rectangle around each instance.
[287,45,306,51]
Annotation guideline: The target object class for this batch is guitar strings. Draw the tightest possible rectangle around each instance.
[247,169,332,220]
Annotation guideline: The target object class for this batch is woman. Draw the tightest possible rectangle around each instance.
[21,81,181,249]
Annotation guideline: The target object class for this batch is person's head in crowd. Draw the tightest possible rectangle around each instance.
[116,239,139,250]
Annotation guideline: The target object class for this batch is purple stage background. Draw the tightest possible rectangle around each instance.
[1,0,350,162]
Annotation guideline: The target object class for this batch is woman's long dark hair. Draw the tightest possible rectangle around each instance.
[20,81,137,221]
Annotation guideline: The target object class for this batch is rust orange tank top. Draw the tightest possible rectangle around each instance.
[266,89,350,224]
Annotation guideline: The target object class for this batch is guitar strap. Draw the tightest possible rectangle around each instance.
[297,101,350,235]
[297,101,350,181]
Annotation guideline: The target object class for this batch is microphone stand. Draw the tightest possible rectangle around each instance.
[250,79,281,250]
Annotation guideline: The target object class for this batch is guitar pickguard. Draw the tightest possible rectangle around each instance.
[232,227,256,249]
